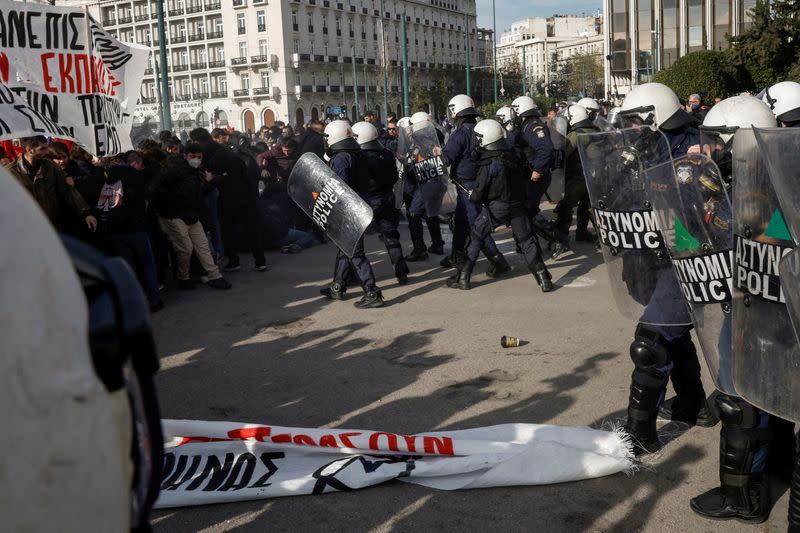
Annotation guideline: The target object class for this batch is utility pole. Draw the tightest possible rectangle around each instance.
[352,46,359,120]
[155,0,172,130]
[379,0,389,121]
[522,47,527,96]
[401,11,410,116]
[492,0,498,102]
[464,13,471,95]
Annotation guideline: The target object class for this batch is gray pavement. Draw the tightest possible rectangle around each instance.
[151,215,790,532]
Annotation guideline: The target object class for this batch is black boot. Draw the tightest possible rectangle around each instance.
[355,290,385,308]
[485,253,512,278]
[550,240,571,260]
[446,260,474,290]
[320,282,346,300]
[531,263,554,292]
[624,374,666,456]
[440,251,455,268]
[690,395,771,523]
[658,396,718,427]
[395,260,410,286]
[406,248,429,262]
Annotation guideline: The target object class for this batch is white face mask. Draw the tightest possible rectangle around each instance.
[187,158,202,169]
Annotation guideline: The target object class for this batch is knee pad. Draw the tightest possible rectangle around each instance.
[716,395,772,478]
[630,327,669,371]
[716,394,762,429]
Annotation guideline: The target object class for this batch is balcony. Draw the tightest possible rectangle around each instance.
[315,85,326,92]
[189,32,204,41]
[238,26,246,34]
[208,60,225,68]
[343,56,352,63]
[299,53,310,61]
[102,18,116,25]
[205,1,221,9]
[139,96,157,104]
[314,54,324,62]
[329,85,340,93]
[233,88,250,97]
[167,8,183,16]
[172,35,187,43]
[210,90,227,98]
[258,23,266,31]
[172,64,189,72]
[328,55,338,63]
[231,57,248,65]
[186,4,203,13]
[301,85,313,92]
[144,68,154,75]
[206,31,223,39]
[344,85,353,92]
[355,57,363,64]
[233,0,246,7]
[151,13,157,19]
[253,87,271,95]
[193,91,210,99]
[135,14,149,21]
[118,16,132,24]
[366,58,375,65]
[251,55,270,64]
[253,0,265,3]
[190,62,207,70]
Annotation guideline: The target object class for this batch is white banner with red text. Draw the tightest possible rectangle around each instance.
[0,0,148,155]
[156,420,635,508]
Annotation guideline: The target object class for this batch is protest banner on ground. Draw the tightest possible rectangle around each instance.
[0,0,148,155]
[156,420,635,508]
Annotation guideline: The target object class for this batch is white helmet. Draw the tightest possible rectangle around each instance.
[577,97,600,112]
[323,120,354,148]
[564,105,590,128]
[410,111,431,125]
[352,121,379,145]
[511,96,540,118]
[447,94,477,119]
[495,106,514,126]
[620,82,683,129]
[763,81,800,124]
[396,116,412,129]
[701,95,776,143]
[473,119,507,150]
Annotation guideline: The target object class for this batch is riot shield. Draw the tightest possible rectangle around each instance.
[547,116,568,200]
[730,128,799,422]
[398,121,449,217]
[748,127,800,421]
[594,116,614,132]
[647,154,736,395]
[288,153,374,258]
[578,126,692,326]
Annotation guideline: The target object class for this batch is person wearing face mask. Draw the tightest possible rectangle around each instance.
[149,144,232,291]
[6,136,98,234]
[686,93,709,121]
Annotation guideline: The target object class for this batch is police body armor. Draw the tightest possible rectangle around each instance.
[548,116,568,200]
[727,128,800,423]
[397,120,453,216]
[577,126,692,326]
[647,153,736,394]
[288,153,374,258]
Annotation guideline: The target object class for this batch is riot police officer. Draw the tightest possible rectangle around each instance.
[495,106,516,143]
[446,119,553,292]
[402,112,446,260]
[439,95,510,278]
[688,95,786,524]
[762,80,800,127]
[612,83,716,454]
[577,97,601,122]
[511,96,555,223]
[552,104,599,259]
[319,120,384,308]
[352,121,410,285]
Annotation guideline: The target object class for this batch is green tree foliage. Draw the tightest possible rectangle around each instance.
[653,50,738,100]
[727,0,800,89]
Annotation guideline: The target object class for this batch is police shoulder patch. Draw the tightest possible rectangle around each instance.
[536,128,546,139]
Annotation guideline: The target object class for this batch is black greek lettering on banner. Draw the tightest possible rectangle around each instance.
[161,451,285,492]
[734,235,792,304]
[412,155,445,184]
[673,250,733,304]
[593,208,664,250]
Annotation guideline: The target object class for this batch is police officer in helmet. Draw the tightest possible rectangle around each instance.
[352,121,410,285]
[510,96,555,223]
[446,119,553,292]
[319,120,385,308]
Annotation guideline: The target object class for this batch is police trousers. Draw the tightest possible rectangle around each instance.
[451,184,500,256]
[466,200,544,269]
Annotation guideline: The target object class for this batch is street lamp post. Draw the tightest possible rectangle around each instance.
[155,0,172,130]
[464,12,471,95]
[379,0,389,122]
[401,12,410,116]
[492,0,498,102]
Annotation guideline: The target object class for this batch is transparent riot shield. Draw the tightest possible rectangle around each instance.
[287,153,374,258]
[397,121,449,217]
[578,126,692,326]
[648,154,736,395]
[547,116,568,200]
[730,128,799,422]
[594,116,614,132]
[749,127,800,421]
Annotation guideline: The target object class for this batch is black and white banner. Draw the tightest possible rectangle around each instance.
[156,420,635,508]
[0,0,148,155]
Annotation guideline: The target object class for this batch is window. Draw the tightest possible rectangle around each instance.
[713,0,731,50]
[178,24,186,37]
[241,72,250,89]
[259,39,268,55]
[261,71,270,87]
[237,13,246,33]
[214,19,223,32]
[257,10,266,28]
[239,41,248,58]
[200,78,209,92]
[181,79,190,95]
[294,39,299,52]
[220,77,227,91]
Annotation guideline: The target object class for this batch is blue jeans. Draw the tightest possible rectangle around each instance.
[282,228,316,249]
[110,232,162,308]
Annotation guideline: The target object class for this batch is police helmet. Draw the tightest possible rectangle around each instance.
[323,120,355,148]
[447,94,477,119]
[762,81,800,125]
[474,119,509,151]
[565,105,591,128]
[577,97,600,113]
[352,121,381,149]
[511,96,540,119]
[619,83,683,129]
[495,106,514,127]
[701,95,776,143]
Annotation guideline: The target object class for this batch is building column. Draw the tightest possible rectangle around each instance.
[679,0,688,56]
[628,0,638,85]
[603,0,612,96]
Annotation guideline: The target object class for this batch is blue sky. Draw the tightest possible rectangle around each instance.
[475,0,603,34]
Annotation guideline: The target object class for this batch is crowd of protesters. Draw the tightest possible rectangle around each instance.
[1,119,339,312]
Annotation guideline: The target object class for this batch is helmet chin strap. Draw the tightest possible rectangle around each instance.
[765,87,777,110]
